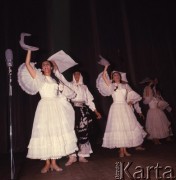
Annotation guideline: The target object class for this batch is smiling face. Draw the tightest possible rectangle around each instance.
[73,71,81,83]
[112,72,121,83]
[42,61,52,76]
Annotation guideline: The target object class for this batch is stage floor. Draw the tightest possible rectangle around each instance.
[1,139,176,180]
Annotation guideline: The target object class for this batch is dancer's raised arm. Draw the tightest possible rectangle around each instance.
[102,65,110,86]
[50,60,74,90]
[25,50,36,78]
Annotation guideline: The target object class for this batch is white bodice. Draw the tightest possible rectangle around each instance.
[39,76,58,98]
[112,87,127,103]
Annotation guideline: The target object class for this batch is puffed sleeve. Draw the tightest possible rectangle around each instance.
[17,63,45,95]
[125,84,142,104]
[96,72,114,96]
[157,99,170,110]
[84,85,96,111]
[133,102,142,114]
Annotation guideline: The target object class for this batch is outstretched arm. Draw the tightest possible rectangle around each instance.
[85,86,102,119]
[51,60,73,89]
[50,60,59,72]
[102,65,110,86]
[25,50,36,78]
[134,102,145,119]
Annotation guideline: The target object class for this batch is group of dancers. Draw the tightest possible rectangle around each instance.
[17,36,174,173]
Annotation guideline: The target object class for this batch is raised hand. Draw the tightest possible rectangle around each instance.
[98,55,110,66]
[50,60,59,72]
[19,33,39,51]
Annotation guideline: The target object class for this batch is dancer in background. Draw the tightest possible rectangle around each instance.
[52,67,102,165]
[96,63,146,157]
[142,79,173,144]
[18,50,78,173]
[153,77,176,137]
[117,71,146,151]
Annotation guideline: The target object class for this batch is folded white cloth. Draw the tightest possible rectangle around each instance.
[98,55,110,66]
[48,50,78,73]
[19,33,39,51]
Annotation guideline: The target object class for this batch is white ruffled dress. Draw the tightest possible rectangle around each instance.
[18,63,78,160]
[145,97,172,139]
[96,72,146,148]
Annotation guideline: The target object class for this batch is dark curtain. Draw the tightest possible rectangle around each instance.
[0,0,176,153]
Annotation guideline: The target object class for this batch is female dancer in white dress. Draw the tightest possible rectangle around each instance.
[143,81,172,144]
[51,69,101,165]
[96,65,146,157]
[18,50,78,173]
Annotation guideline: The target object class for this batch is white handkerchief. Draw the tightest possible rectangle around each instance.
[48,50,78,73]
[98,55,110,66]
[19,33,39,51]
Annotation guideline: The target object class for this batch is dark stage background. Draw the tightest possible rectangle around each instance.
[0,0,176,154]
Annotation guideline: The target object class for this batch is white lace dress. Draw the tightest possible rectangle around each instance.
[145,97,172,139]
[96,72,146,148]
[18,63,78,160]
[143,86,172,139]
